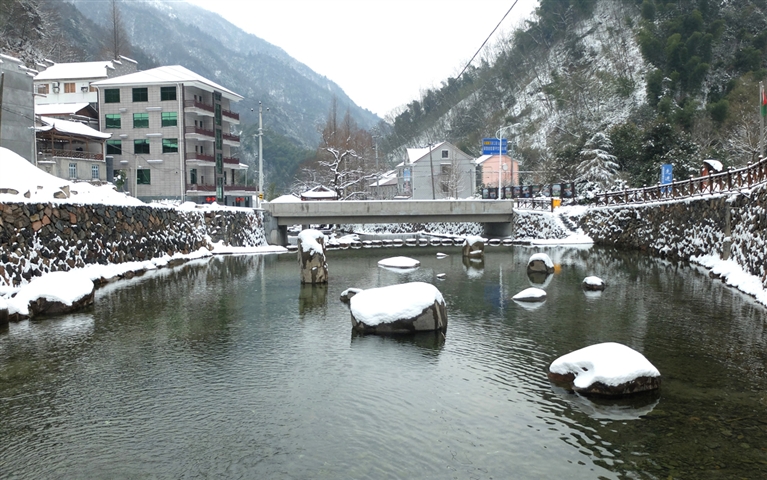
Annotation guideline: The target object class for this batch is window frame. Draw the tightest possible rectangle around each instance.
[161,112,178,127]
[105,114,121,129]
[160,86,177,101]
[132,87,149,102]
[91,164,100,180]
[133,113,149,129]
[106,140,122,155]
[162,138,178,153]
[134,139,150,155]
[137,168,151,185]
[64,82,76,93]
[68,163,77,179]
[104,89,120,103]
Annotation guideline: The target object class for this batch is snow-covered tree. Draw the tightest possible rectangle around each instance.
[576,132,619,189]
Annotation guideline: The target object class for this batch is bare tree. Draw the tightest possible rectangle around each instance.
[107,0,129,60]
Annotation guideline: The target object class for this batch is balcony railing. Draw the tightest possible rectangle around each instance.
[184,126,215,138]
[187,184,257,193]
[183,100,214,113]
[222,109,239,121]
[185,152,215,162]
[222,132,240,143]
[39,148,104,161]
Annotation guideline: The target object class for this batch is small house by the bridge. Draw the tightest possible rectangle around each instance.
[369,170,398,199]
[475,154,519,190]
[301,185,338,201]
[396,141,475,200]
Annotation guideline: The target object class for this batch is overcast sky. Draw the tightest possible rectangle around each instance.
[184,0,539,118]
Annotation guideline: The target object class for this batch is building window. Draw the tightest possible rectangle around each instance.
[68,163,77,179]
[91,165,100,180]
[160,86,177,101]
[215,103,222,126]
[105,114,121,129]
[104,89,120,103]
[137,168,151,185]
[106,140,122,154]
[441,150,449,159]
[89,85,97,93]
[162,138,178,153]
[190,168,197,185]
[37,84,49,94]
[133,113,149,128]
[132,87,148,102]
[161,112,177,127]
[134,139,150,154]
[64,82,76,93]
[215,129,222,150]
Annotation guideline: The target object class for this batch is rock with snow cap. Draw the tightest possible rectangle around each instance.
[378,256,420,269]
[527,252,554,274]
[340,287,362,303]
[582,276,606,291]
[547,342,661,396]
[297,229,328,284]
[512,287,547,302]
[350,282,447,334]
[462,235,485,258]
[7,271,95,319]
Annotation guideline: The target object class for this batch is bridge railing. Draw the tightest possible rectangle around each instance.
[514,198,553,211]
[591,157,767,207]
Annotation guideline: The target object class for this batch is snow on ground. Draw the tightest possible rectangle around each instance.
[549,342,660,389]
[350,282,444,326]
[691,255,767,306]
[5,270,94,316]
[377,256,420,268]
[210,242,287,255]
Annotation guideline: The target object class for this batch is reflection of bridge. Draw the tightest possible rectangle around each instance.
[262,200,515,245]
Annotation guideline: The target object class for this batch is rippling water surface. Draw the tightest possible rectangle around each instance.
[1,246,766,479]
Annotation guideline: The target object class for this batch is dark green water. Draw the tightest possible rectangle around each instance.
[1,246,766,479]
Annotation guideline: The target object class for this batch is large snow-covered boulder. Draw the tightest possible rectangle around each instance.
[547,342,661,396]
[7,271,95,319]
[462,235,485,258]
[297,229,328,284]
[527,253,554,274]
[512,287,547,302]
[582,276,606,291]
[350,282,448,334]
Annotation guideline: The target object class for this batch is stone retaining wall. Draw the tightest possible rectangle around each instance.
[0,202,265,288]
[576,182,767,288]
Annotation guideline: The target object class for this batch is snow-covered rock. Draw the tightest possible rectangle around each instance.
[6,271,95,319]
[527,253,554,274]
[462,235,485,258]
[547,342,661,396]
[350,282,447,334]
[340,287,362,303]
[582,276,606,291]
[512,287,547,302]
[378,256,420,269]
[297,229,328,284]
[436,252,448,259]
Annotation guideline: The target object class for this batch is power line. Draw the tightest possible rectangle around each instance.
[454,0,520,82]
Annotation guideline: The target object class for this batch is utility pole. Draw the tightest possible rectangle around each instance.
[761,81,766,158]
[427,142,436,200]
[0,73,4,146]
[258,102,265,208]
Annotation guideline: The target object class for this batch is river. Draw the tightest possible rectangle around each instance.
[1,245,766,479]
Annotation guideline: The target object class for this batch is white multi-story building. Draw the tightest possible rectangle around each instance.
[92,65,249,205]
[33,57,138,107]
[396,142,476,199]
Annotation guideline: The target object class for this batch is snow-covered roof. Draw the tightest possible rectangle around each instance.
[405,141,446,165]
[703,159,723,172]
[34,61,113,81]
[475,154,513,165]
[92,65,243,101]
[35,103,94,116]
[301,185,338,200]
[37,117,111,140]
[370,170,398,187]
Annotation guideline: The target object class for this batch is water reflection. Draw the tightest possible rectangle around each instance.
[298,284,328,316]
[350,330,445,354]
[462,255,484,278]
[527,271,552,287]
[550,385,660,420]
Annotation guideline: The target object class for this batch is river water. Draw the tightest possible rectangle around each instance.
[1,246,766,479]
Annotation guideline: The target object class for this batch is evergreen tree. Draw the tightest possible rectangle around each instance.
[576,132,619,189]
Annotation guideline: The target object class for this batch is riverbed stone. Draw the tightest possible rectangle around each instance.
[297,229,328,284]
[462,235,485,258]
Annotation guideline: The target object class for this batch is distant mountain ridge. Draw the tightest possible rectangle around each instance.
[66,0,380,148]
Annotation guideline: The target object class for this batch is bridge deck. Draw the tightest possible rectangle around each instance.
[265,199,514,225]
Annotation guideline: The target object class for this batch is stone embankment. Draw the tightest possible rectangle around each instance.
[575,182,767,290]
[0,202,265,288]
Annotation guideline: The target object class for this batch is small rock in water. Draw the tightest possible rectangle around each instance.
[436,273,446,279]
[582,276,606,291]
[512,287,547,302]
[436,252,448,259]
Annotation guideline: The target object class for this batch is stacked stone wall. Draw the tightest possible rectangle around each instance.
[577,183,767,288]
[0,202,265,288]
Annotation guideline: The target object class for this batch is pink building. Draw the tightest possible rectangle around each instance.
[475,154,519,188]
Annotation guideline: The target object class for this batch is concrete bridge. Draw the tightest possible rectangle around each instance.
[262,199,515,245]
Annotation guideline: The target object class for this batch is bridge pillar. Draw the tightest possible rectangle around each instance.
[483,222,513,238]
[263,211,289,246]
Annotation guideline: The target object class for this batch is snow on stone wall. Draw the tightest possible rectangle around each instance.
[728,184,767,284]
[0,202,266,288]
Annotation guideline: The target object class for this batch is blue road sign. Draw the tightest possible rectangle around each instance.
[661,164,673,184]
[481,138,508,156]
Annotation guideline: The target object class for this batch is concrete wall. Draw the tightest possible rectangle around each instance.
[0,203,265,288]
[0,55,34,162]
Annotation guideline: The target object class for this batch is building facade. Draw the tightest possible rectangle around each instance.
[35,117,110,183]
[33,58,138,107]
[0,54,35,161]
[396,142,475,199]
[92,65,250,205]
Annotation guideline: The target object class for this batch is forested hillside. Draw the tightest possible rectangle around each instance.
[383,0,767,190]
